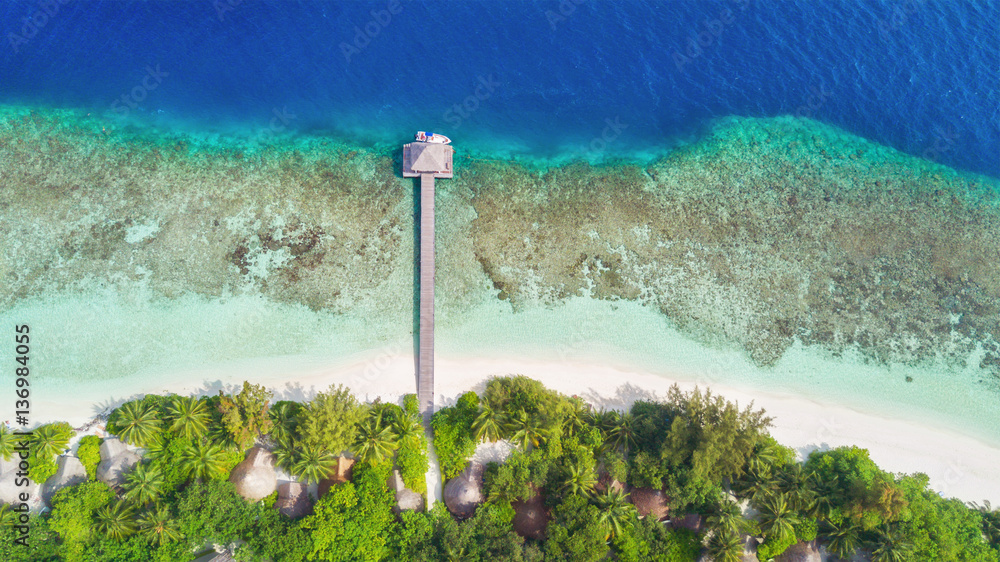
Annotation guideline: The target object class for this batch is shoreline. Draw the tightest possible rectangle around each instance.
[34,351,1000,505]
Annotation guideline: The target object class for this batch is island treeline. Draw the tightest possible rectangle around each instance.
[0,376,997,561]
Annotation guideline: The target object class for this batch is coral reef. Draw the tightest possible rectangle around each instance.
[1,106,997,375]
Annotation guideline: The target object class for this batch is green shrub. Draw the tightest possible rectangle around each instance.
[27,455,57,484]
[757,532,796,560]
[77,435,102,480]
[49,481,115,562]
[397,442,428,495]
[402,394,420,418]
[794,517,818,542]
[431,401,478,480]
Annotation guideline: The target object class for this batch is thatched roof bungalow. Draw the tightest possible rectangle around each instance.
[512,488,549,540]
[96,438,140,487]
[229,447,277,501]
[41,455,88,505]
[630,487,670,521]
[444,462,483,519]
[667,513,704,533]
[318,456,355,499]
[276,482,312,519]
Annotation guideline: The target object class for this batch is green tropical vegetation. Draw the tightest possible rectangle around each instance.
[2,376,996,561]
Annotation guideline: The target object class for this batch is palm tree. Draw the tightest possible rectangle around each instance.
[824,521,864,559]
[393,414,424,448]
[707,502,750,537]
[608,413,637,454]
[353,412,398,463]
[32,423,73,460]
[757,492,801,544]
[560,460,598,498]
[115,401,161,447]
[706,529,744,562]
[969,500,1000,545]
[0,426,15,461]
[269,401,301,445]
[291,445,336,484]
[123,462,165,506]
[95,501,137,540]
[871,525,914,562]
[508,410,546,451]
[747,439,782,476]
[180,440,227,481]
[273,437,298,473]
[137,504,182,546]
[588,409,618,436]
[806,471,840,522]
[595,488,637,540]
[472,405,504,443]
[167,396,210,441]
[562,399,590,439]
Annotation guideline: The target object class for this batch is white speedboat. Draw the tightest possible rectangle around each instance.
[415,131,451,144]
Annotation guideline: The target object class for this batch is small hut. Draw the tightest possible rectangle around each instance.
[276,482,312,519]
[667,513,704,533]
[774,540,821,562]
[512,488,549,540]
[630,487,670,521]
[97,438,140,487]
[41,455,88,504]
[229,447,277,501]
[318,456,355,498]
[444,462,483,519]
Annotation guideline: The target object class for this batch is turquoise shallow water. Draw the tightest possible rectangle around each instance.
[7,286,999,448]
[0,105,998,456]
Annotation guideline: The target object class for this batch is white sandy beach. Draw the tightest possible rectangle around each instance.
[35,350,1000,506]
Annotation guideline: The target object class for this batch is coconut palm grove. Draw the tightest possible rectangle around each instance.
[0,375,997,561]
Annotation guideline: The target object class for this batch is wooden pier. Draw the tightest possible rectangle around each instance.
[402,141,454,425]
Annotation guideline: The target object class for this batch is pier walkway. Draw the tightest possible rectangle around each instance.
[402,141,453,427]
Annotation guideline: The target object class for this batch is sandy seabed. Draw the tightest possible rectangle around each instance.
[34,349,1000,506]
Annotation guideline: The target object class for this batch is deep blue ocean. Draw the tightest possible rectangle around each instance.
[1,0,998,176]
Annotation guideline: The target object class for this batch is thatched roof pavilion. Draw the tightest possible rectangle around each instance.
[630,487,670,521]
[276,482,312,519]
[774,540,821,562]
[444,462,483,519]
[318,456,355,498]
[512,488,549,540]
[41,455,88,504]
[97,437,140,486]
[667,513,704,533]
[229,447,277,501]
